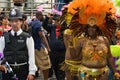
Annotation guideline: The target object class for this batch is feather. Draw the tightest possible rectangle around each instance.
[66,0,117,39]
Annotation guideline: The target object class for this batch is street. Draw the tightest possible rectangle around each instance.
[35,72,57,80]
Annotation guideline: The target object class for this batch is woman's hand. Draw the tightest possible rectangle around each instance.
[0,65,7,73]
[114,72,120,79]
[117,42,120,45]
[47,48,51,54]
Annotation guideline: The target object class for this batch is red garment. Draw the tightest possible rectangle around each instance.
[0,26,11,36]
[0,27,3,36]
[0,26,12,31]
[56,26,61,37]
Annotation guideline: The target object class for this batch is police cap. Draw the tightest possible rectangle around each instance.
[9,8,22,20]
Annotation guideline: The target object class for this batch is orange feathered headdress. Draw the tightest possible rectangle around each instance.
[66,0,117,40]
[116,30,120,36]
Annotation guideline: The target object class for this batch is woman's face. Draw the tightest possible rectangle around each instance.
[1,17,9,25]
[116,34,120,39]
[116,31,120,39]
[87,26,97,36]
[38,15,43,21]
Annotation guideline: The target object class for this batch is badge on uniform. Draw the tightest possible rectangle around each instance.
[17,37,24,43]
[11,9,16,16]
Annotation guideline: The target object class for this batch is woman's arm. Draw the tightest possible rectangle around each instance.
[68,36,83,60]
[106,38,120,78]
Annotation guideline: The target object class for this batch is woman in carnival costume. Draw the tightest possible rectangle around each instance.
[110,30,120,78]
[61,0,120,80]
[58,3,82,80]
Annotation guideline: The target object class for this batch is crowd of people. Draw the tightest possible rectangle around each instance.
[0,0,120,80]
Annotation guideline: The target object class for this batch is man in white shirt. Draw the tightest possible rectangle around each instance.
[0,8,37,80]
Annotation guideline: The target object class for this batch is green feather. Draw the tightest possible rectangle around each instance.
[116,58,120,65]
[116,0,120,7]
[110,45,120,57]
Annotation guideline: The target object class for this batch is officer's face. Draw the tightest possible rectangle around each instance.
[9,18,22,32]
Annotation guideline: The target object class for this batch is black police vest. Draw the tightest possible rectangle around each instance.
[3,32,30,64]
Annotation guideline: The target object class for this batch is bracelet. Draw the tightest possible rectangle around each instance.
[68,45,74,48]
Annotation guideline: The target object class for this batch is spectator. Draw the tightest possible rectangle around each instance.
[42,12,66,80]
[31,11,51,80]
[21,14,29,33]
[13,0,25,12]
[0,15,11,32]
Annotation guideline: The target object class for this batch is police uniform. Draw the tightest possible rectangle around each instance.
[0,9,37,80]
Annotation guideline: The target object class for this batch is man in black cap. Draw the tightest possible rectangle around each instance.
[0,8,37,80]
[13,0,25,12]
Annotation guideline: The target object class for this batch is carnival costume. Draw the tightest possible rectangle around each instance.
[61,0,120,80]
[110,45,120,74]
[110,30,120,74]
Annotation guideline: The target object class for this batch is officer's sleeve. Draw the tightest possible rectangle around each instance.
[0,36,5,53]
[26,36,37,75]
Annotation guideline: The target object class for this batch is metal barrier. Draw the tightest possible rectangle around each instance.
[0,0,65,17]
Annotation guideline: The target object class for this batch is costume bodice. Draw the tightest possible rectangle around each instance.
[81,37,108,68]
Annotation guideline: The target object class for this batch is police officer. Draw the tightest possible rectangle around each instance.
[0,8,37,80]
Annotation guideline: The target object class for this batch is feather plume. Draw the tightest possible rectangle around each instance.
[66,0,117,39]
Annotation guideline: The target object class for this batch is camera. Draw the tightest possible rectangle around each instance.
[2,60,18,80]
[0,53,18,80]
[4,61,13,74]
[0,57,13,74]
